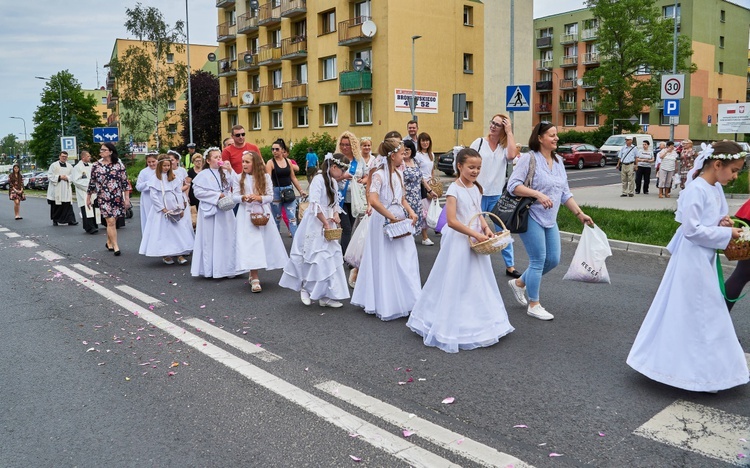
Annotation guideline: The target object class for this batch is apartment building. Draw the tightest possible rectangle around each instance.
[85,88,110,127]
[216,0,485,151]
[533,0,750,142]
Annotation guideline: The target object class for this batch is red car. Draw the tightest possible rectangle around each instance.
[557,143,606,169]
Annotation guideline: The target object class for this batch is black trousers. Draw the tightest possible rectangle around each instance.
[635,166,651,194]
[79,206,98,233]
[49,200,77,224]
[340,202,356,263]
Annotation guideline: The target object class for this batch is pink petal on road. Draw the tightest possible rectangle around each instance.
[82,341,88,345]
[148,305,155,310]
[456,438,464,445]
[398,381,407,385]
[442,397,455,404]
[167,371,175,376]
[549,453,563,457]
[402,430,414,438]
[348,433,359,438]
[349,455,361,462]
[513,425,528,428]
[406,377,414,383]
[738,454,746,459]
[173,299,178,303]
[598,432,606,437]
[200,305,206,309]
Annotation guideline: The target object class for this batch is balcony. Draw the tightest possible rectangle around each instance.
[536,80,553,92]
[280,0,306,18]
[281,36,307,60]
[559,101,577,112]
[581,28,598,41]
[217,21,236,42]
[107,112,118,126]
[583,52,599,65]
[216,0,235,7]
[581,77,597,88]
[536,36,553,48]
[338,17,372,46]
[257,44,282,65]
[239,89,260,108]
[581,100,597,112]
[237,12,259,34]
[106,72,115,89]
[107,93,118,110]
[339,70,372,95]
[219,93,236,111]
[238,51,259,71]
[259,85,282,105]
[217,58,237,77]
[258,1,281,26]
[536,103,552,113]
[560,79,577,90]
[561,55,578,67]
[536,59,553,70]
[560,33,578,44]
[282,81,308,102]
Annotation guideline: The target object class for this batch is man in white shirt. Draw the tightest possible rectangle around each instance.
[615,136,638,197]
[404,120,418,141]
[47,151,78,226]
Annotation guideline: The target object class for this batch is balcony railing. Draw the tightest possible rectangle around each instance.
[559,79,577,90]
[536,103,552,113]
[339,70,372,95]
[258,1,282,26]
[280,0,306,18]
[338,16,372,46]
[559,101,577,112]
[217,21,236,42]
[217,58,237,76]
[259,85,282,105]
[536,59,553,70]
[238,51,259,71]
[216,0,235,7]
[107,112,118,126]
[561,55,578,67]
[218,93,236,110]
[747,79,750,90]
[536,80,553,91]
[581,100,597,112]
[583,52,599,65]
[581,28,598,41]
[239,89,260,107]
[257,44,282,65]
[282,81,308,102]
[281,36,307,59]
[107,94,118,110]
[237,12,259,33]
[560,33,578,44]
[536,36,553,48]
[106,72,115,89]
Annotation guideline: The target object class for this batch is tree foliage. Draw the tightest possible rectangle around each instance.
[30,70,102,166]
[584,0,695,126]
[110,3,186,150]
[557,126,613,148]
[286,133,338,174]
[177,70,220,153]
[1,134,19,160]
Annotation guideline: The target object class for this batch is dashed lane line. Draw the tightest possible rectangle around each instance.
[53,265,478,467]
[0,227,9,232]
[17,240,38,248]
[182,318,282,363]
[5,232,20,238]
[316,380,530,468]
[114,285,164,307]
[37,250,64,261]
[70,263,101,276]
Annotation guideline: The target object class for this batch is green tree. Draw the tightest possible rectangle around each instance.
[0,134,19,161]
[584,0,695,131]
[109,3,187,150]
[30,70,102,166]
[178,70,220,152]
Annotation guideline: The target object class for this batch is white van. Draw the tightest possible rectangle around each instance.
[600,134,653,165]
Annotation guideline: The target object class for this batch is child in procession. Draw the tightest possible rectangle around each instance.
[233,151,288,293]
[406,148,514,353]
[279,153,350,307]
[627,141,750,393]
[135,152,158,235]
[351,137,421,320]
[138,156,194,265]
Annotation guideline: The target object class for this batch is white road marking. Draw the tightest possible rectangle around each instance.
[0,227,9,232]
[5,232,20,238]
[17,240,38,247]
[182,318,281,362]
[54,265,479,467]
[316,380,530,468]
[37,250,64,261]
[634,400,750,466]
[71,263,101,276]
[114,285,164,307]
[746,353,750,369]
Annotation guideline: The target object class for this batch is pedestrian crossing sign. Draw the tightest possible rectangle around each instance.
[506,85,531,111]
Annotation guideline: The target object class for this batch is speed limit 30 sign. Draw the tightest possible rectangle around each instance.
[661,74,685,100]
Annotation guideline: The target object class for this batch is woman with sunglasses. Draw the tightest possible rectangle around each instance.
[265,138,306,238]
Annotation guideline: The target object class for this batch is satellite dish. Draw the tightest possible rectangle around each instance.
[249,0,259,9]
[243,53,253,65]
[352,58,365,72]
[576,78,584,86]
[361,20,377,38]
[207,52,216,62]
[242,92,254,104]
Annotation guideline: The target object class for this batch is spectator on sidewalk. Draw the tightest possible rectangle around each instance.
[305,147,318,184]
[615,136,637,197]
[8,164,25,220]
[679,139,696,189]
[657,141,679,199]
[222,125,259,175]
[635,140,654,195]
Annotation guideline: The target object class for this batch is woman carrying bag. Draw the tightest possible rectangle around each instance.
[266,138,306,238]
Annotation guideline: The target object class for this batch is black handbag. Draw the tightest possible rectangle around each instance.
[492,153,536,233]
[273,158,297,204]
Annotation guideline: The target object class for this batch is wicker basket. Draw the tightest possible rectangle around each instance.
[297,197,310,220]
[723,218,750,261]
[467,212,512,255]
[428,178,444,198]
[250,212,270,226]
[324,227,343,241]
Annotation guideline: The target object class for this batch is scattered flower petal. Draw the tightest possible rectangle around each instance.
[513,425,528,428]
[167,371,176,377]
[456,438,464,445]
[402,430,414,438]
[349,433,359,438]
[598,432,606,437]
[200,305,206,309]
[349,455,362,462]
[398,381,407,385]
[86,347,96,352]
[125,377,130,381]
[304,367,309,372]
[441,397,455,404]
[549,453,563,457]
[738,454,746,459]
[418,378,426,381]
[741,438,747,442]
[170,362,179,368]
[408,414,416,419]
[82,341,88,345]
[148,305,155,310]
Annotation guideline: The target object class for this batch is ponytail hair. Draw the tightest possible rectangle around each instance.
[454,148,484,194]
[321,153,349,207]
[377,137,404,199]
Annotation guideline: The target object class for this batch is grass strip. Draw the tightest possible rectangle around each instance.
[557,206,679,247]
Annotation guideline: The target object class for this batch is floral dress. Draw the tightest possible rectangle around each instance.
[87,161,129,218]
[679,148,696,186]
[402,163,424,234]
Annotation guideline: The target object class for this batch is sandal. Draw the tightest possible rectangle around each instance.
[250,279,262,293]
[177,256,188,265]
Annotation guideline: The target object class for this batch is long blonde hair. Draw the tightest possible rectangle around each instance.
[336,131,363,164]
[239,151,267,196]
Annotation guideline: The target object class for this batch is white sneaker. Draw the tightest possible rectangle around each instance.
[421,238,435,246]
[507,279,528,306]
[300,290,311,306]
[319,298,343,308]
[527,303,554,321]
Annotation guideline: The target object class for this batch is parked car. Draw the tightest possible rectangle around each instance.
[600,134,654,165]
[22,172,34,189]
[437,149,458,176]
[0,174,9,190]
[558,143,606,169]
[28,171,47,190]
[32,174,49,190]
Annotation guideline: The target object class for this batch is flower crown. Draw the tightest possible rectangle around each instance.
[386,142,403,157]
[324,152,350,170]
[203,146,221,157]
[699,143,747,160]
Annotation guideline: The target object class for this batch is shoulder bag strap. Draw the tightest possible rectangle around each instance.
[523,153,537,188]
[208,168,226,193]
[478,138,483,152]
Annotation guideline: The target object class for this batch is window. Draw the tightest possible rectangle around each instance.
[230,80,238,97]
[354,99,372,124]
[660,113,672,125]
[270,29,281,48]
[564,45,577,57]
[639,112,650,125]
[539,27,553,38]
[296,106,309,127]
[563,91,576,103]
[463,54,473,74]
[353,49,372,70]
[322,103,338,126]
[719,36,724,49]
[320,10,336,35]
[663,4,680,19]
[251,111,261,130]
[564,68,577,79]
[250,37,259,54]
[166,53,174,64]
[720,10,726,22]
[293,20,307,38]
[168,100,176,111]
[719,62,724,74]
[355,1,371,18]
[251,74,260,92]
[294,62,308,84]
[321,56,337,80]
[564,23,578,35]
[584,114,598,127]
[167,76,175,86]
[718,88,723,100]
[168,123,177,134]
[271,109,283,129]
[101,96,107,104]
[563,114,576,127]
[229,44,237,60]
[463,101,473,121]
[463,5,473,26]
[272,0,281,7]
[272,69,282,88]
[102,112,107,120]
[230,114,238,127]
[635,64,651,75]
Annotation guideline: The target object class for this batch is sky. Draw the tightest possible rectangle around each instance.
[0,0,587,144]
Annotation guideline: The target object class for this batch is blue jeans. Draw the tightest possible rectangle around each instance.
[518,217,561,302]
[481,195,514,268]
[272,185,298,237]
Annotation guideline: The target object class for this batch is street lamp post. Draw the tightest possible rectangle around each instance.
[9,117,28,162]
[410,35,422,122]
[35,76,64,137]
[185,0,194,146]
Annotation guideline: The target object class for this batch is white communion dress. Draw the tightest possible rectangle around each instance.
[135,166,155,235]
[138,174,194,258]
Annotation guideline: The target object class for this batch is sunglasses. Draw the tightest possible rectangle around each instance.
[233,132,245,137]
[271,147,281,151]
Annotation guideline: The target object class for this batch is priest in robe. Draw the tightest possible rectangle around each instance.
[47,151,78,226]
[71,150,99,234]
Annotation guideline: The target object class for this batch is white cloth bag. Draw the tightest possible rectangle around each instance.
[344,215,370,268]
[563,224,612,284]
[426,198,442,229]
[350,180,367,218]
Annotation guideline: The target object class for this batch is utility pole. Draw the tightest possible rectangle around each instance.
[669,7,678,141]
[185,0,194,145]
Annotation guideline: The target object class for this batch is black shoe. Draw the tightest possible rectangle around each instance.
[88,230,99,235]
[69,221,78,226]
[620,194,627,197]
[635,192,640,194]
[644,192,649,195]
[628,194,634,197]
[114,250,121,256]
[105,243,114,251]
[505,269,522,278]
[53,221,58,226]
